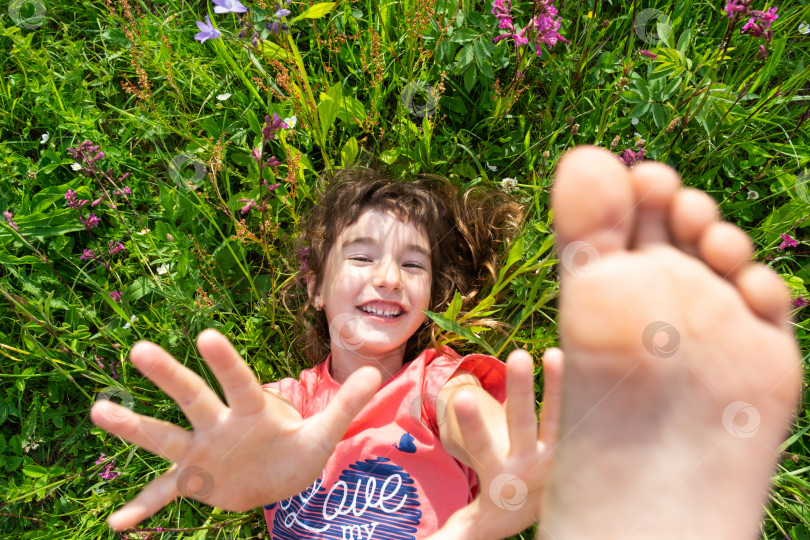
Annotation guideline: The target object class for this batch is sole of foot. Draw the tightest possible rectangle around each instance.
[540,146,802,539]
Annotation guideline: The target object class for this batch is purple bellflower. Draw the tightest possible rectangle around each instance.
[213,0,248,13]
[195,16,222,43]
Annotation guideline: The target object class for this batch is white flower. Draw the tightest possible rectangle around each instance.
[136,228,151,235]
[486,162,498,172]
[123,315,136,330]
[284,116,297,129]
[500,177,518,194]
[157,263,169,275]
[217,93,232,101]
[71,162,82,171]
[631,117,639,126]
[799,22,810,35]
[747,190,759,200]
[40,132,49,144]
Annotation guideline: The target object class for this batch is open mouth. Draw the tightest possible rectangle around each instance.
[358,302,405,319]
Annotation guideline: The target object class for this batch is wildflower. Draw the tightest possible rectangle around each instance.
[298,246,311,274]
[570,123,580,135]
[40,132,49,144]
[500,177,518,193]
[91,197,104,207]
[777,233,797,251]
[81,214,101,229]
[268,21,281,34]
[3,210,18,231]
[617,148,646,167]
[638,49,657,59]
[240,199,257,214]
[264,156,282,168]
[751,6,778,27]
[610,135,621,149]
[631,117,640,126]
[217,93,232,100]
[195,15,222,43]
[67,140,102,164]
[275,7,291,18]
[113,186,131,197]
[800,22,810,34]
[212,0,248,13]
[98,456,120,481]
[157,263,169,275]
[65,189,90,209]
[747,190,759,200]
[284,115,297,129]
[123,315,136,329]
[71,162,83,171]
[80,249,96,261]
[109,241,126,255]
[110,291,123,302]
[523,0,569,56]
[262,113,286,140]
[724,0,751,20]
[486,162,498,172]
[795,296,807,309]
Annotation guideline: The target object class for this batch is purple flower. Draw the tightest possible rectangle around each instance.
[264,156,282,168]
[80,249,96,261]
[195,15,222,43]
[95,453,107,465]
[275,8,291,17]
[262,113,286,140]
[639,49,658,59]
[110,291,123,302]
[298,246,310,274]
[617,148,646,167]
[114,186,131,197]
[213,0,248,13]
[81,213,101,229]
[3,210,18,231]
[65,189,90,209]
[109,241,126,255]
[240,199,258,215]
[777,233,797,251]
[751,6,778,27]
[795,296,807,309]
[724,0,751,19]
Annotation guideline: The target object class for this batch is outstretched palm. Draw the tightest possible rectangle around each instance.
[90,329,381,531]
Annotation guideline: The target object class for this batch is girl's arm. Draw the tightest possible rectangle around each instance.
[433,349,563,540]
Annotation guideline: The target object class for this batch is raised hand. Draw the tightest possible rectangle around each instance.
[429,349,563,540]
[90,329,381,531]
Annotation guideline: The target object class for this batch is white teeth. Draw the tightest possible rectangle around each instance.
[361,305,402,317]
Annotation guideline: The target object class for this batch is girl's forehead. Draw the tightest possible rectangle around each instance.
[336,209,430,250]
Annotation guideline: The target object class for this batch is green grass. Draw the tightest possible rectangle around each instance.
[0,0,808,537]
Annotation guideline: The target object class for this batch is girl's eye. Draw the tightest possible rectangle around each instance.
[349,256,372,263]
[404,263,424,269]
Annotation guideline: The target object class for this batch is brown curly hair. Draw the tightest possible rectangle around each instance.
[284,166,524,366]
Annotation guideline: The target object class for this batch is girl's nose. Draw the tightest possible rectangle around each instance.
[372,257,402,289]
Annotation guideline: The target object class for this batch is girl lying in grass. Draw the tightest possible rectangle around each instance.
[91,146,801,539]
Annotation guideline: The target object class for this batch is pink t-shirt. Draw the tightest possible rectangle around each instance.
[262,346,506,539]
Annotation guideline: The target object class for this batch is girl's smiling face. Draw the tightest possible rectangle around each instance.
[311,209,432,372]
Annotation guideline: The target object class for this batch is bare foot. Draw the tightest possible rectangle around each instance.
[540,146,802,539]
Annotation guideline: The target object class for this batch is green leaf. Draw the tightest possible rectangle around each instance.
[340,137,359,167]
[458,45,474,69]
[445,291,464,320]
[291,2,337,22]
[23,465,48,478]
[317,82,343,137]
[424,310,495,355]
[463,66,477,92]
[656,20,674,48]
[259,39,291,61]
[676,28,691,53]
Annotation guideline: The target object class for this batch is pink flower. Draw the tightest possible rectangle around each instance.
[65,189,90,209]
[80,249,96,261]
[110,291,123,302]
[724,0,751,19]
[113,186,131,197]
[81,213,101,229]
[617,148,646,167]
[751,6,778,27]
[777,233,797,251]
[639,49,658,59]
[109,241,126,255]
[794,296,807,309]
[240,199,258,215]
[3,210,18,231]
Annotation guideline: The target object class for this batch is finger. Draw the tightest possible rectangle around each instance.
[453,389,500,469]
[196,329,267,415]
[107,466,180,531]
[91,400,192,462]
[506,349,539,456]
[538,348,564,448]
[130,340,224,427]
[306,366,382,449]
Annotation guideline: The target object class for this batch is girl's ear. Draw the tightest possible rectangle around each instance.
[306,275,321,308]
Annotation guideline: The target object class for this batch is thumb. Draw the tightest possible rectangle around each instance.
[308,366,382,447]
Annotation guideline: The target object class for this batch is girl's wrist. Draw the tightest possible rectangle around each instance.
[433,499,491,540]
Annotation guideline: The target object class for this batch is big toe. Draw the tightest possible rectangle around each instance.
[552,146,635,263]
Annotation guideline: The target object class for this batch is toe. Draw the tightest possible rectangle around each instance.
[735,263,792,329]
[698,222,753,278]
[552,146,635,260]
[628,161,681,248]
[671,189,720,254]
